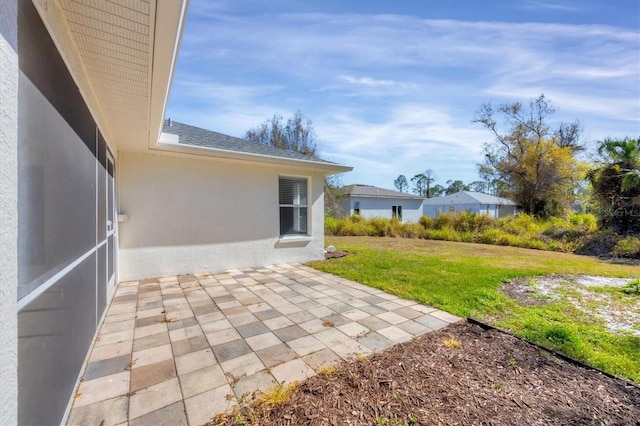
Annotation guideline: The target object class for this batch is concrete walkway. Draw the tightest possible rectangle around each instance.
[66,264,461,426]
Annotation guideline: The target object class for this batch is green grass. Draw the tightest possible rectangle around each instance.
[308,236,640,382]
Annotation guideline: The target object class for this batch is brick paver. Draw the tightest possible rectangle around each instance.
[66,264,461,425]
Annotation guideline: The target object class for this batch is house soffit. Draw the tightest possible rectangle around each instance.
[35,0,187,152]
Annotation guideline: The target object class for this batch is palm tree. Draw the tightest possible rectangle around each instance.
[597,138,640,192]
[590,137,640,233]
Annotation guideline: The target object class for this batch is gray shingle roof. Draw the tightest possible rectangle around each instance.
[344,184,424,200]
[162,120,338,165]
[423,191,516,205]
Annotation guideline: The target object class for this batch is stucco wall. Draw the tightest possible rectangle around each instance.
[118,151,327,280]
[349,196,424,222]
[0,1,18,424]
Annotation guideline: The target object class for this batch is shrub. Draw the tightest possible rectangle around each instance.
[433,213,454,230]
[426,227,472,242]
[612,235,640,259]
[500,214,542,235]
[369,217,390,237]
[419,215,434,229]
[325,212,605,255]
[385,217,404,238]
[337,216,376,236]
[569,213,598,231]
[401,222,426,239]
[325,215,341,235]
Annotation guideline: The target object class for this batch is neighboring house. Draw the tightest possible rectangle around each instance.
[340,184,425,222]
[0,2,350,425]
[423,191,517,218]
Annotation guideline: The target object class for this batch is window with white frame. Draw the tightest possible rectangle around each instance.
[279,177,308,236]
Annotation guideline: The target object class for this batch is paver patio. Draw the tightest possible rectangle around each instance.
[66,263,461,426]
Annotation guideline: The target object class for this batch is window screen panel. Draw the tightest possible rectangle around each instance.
[279,177,308,205]
[279,207,308,235]
[279,177,308,236]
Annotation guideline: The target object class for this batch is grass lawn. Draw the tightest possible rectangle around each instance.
[307,236,640,382]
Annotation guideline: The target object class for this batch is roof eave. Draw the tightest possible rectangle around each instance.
[349,194,423,200]
[147,0,190,152]
[153,140,353,174]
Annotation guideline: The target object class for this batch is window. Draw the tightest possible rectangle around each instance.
[392,205,402,220]
[279,177,308,236]
[354,201,360,215]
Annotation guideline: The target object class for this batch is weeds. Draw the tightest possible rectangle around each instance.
[442,337,462,348]
[214,383,299,425]
[621,278,640,295]
[326,212,602,254]
[317,365,339,376]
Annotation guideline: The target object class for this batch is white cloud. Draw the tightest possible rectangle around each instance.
[167,3,639,188]
[339,75,402,88]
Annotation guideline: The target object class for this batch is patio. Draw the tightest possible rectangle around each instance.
[66,263,461,426]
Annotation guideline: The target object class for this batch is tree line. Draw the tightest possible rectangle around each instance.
[393,171,496,198]
[244,99,639,234]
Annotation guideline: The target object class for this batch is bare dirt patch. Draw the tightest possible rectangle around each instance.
[211,322,639,426]
[503,274,640,337]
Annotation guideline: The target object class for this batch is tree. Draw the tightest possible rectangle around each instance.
[246,111,318,157]
[468,180,487,193]
[424,169,437,198]
[411,174,427,196]
[588,137,640,233]
[410,170,436,197]
[445,179,469,195]
[325,174,346,218]
[246,111,346,216]
[474,94,583,217]
[394,175,409,193]
[430,184,446,197]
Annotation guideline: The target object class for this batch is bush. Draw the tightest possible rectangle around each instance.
[612,235,640,259]
[325,212,610,255]
[325,215,341,235]
[419,215,434,229]
[569,213,598,231]
[499,214,542,235]
[400,222,425,239]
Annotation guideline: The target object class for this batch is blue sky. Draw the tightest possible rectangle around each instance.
[166,0,640,191]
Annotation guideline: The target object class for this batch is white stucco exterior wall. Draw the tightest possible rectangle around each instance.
[0,0,18,424]
[118,151,327,280]
[348,197,424,222]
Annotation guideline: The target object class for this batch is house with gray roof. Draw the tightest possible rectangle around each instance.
[118,120,351,281]
[423,191,517,218]
[339,184,425,222]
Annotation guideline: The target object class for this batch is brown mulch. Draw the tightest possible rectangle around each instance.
[324,250,350,260]
[213,322,640,426]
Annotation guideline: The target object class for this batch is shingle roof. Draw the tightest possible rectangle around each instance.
[423,191,516,205]
[343,184,424,200]
[162,120,338,165]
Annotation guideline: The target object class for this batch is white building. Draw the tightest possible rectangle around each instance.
[339,184,425,222]
[423,191,517,218]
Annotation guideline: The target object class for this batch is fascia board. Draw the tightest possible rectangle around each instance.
[147,0,190,150]
[152,140,353,174]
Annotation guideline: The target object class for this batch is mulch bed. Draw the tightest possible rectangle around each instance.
[324,250,350,260]
[214,321,640,425]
